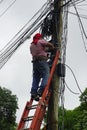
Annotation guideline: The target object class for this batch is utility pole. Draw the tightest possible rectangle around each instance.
[47,0,63,130]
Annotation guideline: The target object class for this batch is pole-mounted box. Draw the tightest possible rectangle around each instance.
[56,63,65,77]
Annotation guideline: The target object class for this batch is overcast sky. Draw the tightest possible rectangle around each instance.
[0,0,87,123]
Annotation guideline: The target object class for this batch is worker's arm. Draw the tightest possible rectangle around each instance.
[45,42,54,50]
[40,39,54,49]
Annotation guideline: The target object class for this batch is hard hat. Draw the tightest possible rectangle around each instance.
[33,33,42,39]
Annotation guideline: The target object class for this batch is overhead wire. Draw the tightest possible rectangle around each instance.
[0,0,86,68]
[68,11,87,19]
[1,1,51,53]
[0,1,49,53]
[65,64,83,94]
[64,80,79,94]
[73,1,87,38]
[0,1,86,129]
[77,3,87,6]
[71,0,87,51]
[58,0,69,129]
[58,0,86,123]
[58,0,69,109]
[62,0,86,94]
[68,9,87,51]
[0,0,85,90]
[58,1,86,128]
[71,0,85,6]
[62,0,85,8]
[0,0,17,18]
[0,0,53,69]
[76,6,87,12]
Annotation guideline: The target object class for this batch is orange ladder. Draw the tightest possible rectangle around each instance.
[17,51,60,130]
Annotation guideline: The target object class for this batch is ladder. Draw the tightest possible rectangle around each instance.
[17,51,60,130]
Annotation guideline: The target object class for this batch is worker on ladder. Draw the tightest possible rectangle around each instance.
[30,33,54,101]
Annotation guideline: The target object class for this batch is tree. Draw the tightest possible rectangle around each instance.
[63,88,87,130]
[79,88,87,110]
[73,88,87,130]
[0,86,18,130]
[44,88,87,130]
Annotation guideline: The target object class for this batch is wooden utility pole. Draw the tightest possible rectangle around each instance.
[47,0,63,130]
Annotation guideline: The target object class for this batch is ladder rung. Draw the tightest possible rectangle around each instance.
[18,128,30,130]
[19,128,29,130]
[23,116,34,122]
[20,128,29,130]
[23,128,29,130]
[26,104,38,110]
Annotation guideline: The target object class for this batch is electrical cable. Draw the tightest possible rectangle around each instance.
[61,0,85,8]
[64,80,79,94]
[68,9,87,52]
[0,20,43,69]
[0,3,50,54]
[68,11,87,19]
[77,6,87,12]
[0,0,17,18]
[0,0,86,68]
[58,1,69,129]
[72,0,87,52]
[0,1,52,69]
[58,2,86,128]
[77,3,87,6]
[78,16,87,52]
[0,1,49,53]
[73,1,87,38]
[65,64,83,94]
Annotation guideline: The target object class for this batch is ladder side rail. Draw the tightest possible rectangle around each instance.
[17,99,33,130]
[42,50,60,101]
[34,90,52,130]
[29,51,60,130]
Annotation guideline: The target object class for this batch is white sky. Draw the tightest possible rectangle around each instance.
[0,0,87,123]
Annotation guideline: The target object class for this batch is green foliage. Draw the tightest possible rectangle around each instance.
[73,88,87,130]
[73,111,87,130]
[58,107,76,130]
[79,88,87,110]
[0,86,18,130]
[43,88,87,130]
[58,106,87,130]
[59,88,87,130]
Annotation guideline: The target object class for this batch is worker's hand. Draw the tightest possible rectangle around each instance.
[51,44,55,50]
[47,42,54,50]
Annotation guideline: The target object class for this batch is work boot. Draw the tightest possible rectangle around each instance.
[32,95,39,101]
[31,91,39,101]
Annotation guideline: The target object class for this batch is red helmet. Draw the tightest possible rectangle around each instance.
[33,33,42,39]
[32,33,42,44]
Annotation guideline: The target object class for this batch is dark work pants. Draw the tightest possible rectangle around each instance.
[31,60,50,93]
